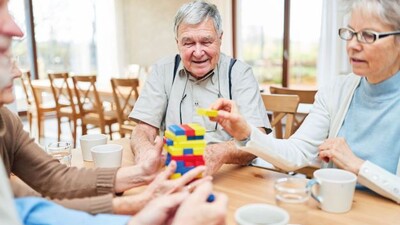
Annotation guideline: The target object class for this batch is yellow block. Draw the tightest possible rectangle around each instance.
[193,147,205,156]
[170,173,182,179]
[165,130,187,142]
[196,108,218,117]
[188,123,206,136]
[166,146,184,156]
[174,140,206,149]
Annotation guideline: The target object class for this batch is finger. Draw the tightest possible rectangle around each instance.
[211,192,228,207]
[187,181,213,203]
[156,191,189,209]
[157,160,177,179]
[186,176,213,192]
[176,165,206,186]
[210,98,229,110]
[318,151,331,163]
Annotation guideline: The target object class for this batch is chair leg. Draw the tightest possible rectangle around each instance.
[72,118,77,148]
[37,114,42,138]
[28,112,32,133]
[82,123,87,136]
[57,116,61,142]
[108,125,113,140]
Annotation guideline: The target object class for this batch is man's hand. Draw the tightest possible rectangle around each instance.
[318,137,364,174]
[204,143,227,175]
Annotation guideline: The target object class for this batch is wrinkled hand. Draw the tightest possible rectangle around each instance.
[145,161,212,199]
[128,191,189,225]
[204,143,226,176]
[210,99,251,141]
[318,137,364,174]
[139,136,166,182]
[172,181,228,225]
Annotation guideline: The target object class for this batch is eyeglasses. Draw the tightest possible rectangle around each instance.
[338,27,400,44]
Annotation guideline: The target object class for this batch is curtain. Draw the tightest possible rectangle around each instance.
[316,0,350,88]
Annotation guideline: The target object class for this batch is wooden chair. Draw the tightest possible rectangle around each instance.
[72,75,118,139]
[48,72,80,147]
[261,93,300,139]
[270,86,317,131]
[111,78,139,137]
[20,71,57,139]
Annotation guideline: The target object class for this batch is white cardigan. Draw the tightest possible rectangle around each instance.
[242,73,400,203]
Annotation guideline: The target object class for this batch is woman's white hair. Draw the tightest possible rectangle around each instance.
[344,0,400,42]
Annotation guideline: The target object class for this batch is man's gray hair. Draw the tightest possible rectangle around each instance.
[174,0,222,39]
[345,0,400,41]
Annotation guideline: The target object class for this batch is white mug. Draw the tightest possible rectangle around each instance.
[80,134,108,161]
[307,168,357,213]
[91,144,123,168]
[235,203,289,225]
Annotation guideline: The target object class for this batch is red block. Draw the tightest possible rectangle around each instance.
[181,124,196,137]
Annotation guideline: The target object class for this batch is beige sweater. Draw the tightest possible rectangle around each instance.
[0,107,118,214]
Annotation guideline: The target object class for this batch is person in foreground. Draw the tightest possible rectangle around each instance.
[0,0,228,224]
[211,0,400,203]
[0,0,213,217]
[129,0,270,175]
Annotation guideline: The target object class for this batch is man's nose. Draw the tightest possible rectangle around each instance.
[193,44,204,57]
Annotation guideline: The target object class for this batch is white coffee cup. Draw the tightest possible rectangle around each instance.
[307,168,357,213]
[91,144,123,168]
[80,134,108,161]
[235,203,289,225]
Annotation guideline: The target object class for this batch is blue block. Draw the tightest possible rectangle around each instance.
[168,125,185,135]
[165,153,171,165]
[207,194,215,202]
[195,135,204,140]
[183,148,193,154]
[182,166,195,174]
[166,139,173,146]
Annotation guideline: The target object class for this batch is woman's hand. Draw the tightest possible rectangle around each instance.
[172,181,228,225]
[318,137,364,174]
[144,161,212,198]
[128,191,189,225]
[210,98,251,141]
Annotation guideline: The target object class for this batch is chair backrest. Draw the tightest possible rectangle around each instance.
[110,78,139,126]
[20,71,42,110]
[48,72,76,114]
[72,75,103,119]
[270,86,317,104]
[261,93,300,139]
[20,71,34,106]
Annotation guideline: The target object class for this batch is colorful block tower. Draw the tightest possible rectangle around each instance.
[164,123,206,179]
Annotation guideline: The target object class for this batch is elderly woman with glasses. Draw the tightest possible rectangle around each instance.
[210,0,400,203]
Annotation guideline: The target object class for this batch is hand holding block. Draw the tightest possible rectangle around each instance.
[196,108,218,117]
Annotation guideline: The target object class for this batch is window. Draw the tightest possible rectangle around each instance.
[32,0,97,79]
[237,0,322,89]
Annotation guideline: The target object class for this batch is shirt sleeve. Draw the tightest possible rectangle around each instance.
[129,61,169,128]
[15,197,131,225]
[2,108,117,214]
[230,62,270,129]
[358,161,400,203]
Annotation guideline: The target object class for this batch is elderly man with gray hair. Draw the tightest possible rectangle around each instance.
[130,0,270,175]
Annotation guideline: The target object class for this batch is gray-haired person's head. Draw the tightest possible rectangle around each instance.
[345,0,400,41]
[174,0,222,39]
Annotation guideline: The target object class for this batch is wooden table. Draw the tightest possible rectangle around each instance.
[72,138,399,225]
[31,79,115,102]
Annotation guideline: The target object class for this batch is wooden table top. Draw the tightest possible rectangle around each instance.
[72,138,399,225]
